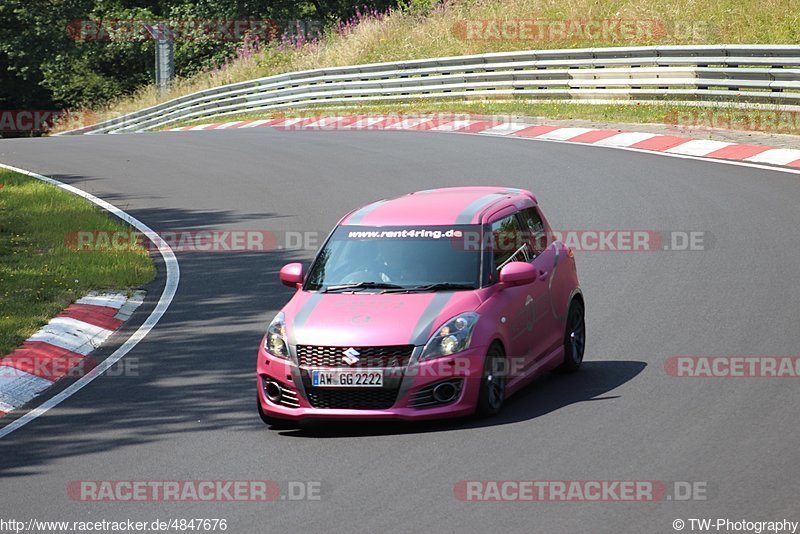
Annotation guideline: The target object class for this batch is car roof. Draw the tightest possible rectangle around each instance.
[339,186,536,226]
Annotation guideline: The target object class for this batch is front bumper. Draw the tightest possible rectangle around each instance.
[256,341,487,421]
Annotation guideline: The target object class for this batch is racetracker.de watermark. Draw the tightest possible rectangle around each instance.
[453,480,709,502]
[66,230,285,253]
[451,19,715,42]
[487,230,710,253]
[665,356,800,378]
[0,110,96,133]
[0,358,140,379]
[66,229,711,253]
[66,19,281,42]
[67,480,324,502]
[273,112,480,130]
[665,110,800,135]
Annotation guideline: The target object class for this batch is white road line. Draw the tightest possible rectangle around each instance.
[0,163,180,439]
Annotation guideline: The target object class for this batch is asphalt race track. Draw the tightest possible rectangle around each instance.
[1,129,799,533]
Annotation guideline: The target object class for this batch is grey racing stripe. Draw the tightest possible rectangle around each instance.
[409,292,455,345]
[454,193,505,224]
[288,293,324,345]
[346,199,388,224]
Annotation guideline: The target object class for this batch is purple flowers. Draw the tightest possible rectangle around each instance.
[333,5,390,37]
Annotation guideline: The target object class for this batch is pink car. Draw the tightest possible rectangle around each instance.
[257,187,584,426]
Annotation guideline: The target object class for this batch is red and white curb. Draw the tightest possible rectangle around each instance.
[168,116,800,170]
[0,291,144,417]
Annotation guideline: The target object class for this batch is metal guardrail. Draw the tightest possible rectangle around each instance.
[63,45,800,135]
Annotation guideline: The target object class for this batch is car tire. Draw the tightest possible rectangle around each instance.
[257,395,295,429]
[557,298,586,373]
[475,343,507,417]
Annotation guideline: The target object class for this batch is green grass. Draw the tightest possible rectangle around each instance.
[0,169,155,356]
[163,99,787,134]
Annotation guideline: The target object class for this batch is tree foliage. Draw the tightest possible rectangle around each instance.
[0,0,399,112]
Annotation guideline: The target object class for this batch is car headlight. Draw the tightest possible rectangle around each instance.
[264,312,289,359]
[419,312,479,361]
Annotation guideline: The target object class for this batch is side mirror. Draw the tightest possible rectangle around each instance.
[499,261,536,287]
[279,263,304,289]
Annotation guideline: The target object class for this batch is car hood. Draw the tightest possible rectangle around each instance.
[283,291,483,348]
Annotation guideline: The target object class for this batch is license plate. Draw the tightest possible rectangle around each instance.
[311,369,384,388]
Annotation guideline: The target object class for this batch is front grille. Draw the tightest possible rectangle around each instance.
[306,388,399,410]
[296,345,414,368]
[274,383,301,408]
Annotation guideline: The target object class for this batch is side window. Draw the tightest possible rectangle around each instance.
[518,207,547,257]
[490,214,528,273]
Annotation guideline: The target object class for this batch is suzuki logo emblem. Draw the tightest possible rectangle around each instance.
[343,348,360,366]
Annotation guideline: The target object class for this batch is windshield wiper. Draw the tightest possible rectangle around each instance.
[323,281,405,293]
[381,283,476,294]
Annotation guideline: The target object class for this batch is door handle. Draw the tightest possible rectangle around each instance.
[538,269,548,280]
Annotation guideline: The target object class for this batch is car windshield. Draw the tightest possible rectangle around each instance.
[304,225,482,292]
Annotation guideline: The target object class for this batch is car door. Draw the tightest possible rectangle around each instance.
[486,211,552,383]
[517,206,561,361]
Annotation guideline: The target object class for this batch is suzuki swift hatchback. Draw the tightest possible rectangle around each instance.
[257,187,584,425]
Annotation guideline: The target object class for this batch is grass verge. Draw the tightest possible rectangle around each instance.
[0,169,155,356]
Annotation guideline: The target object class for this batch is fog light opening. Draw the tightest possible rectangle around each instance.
[264,380,283,403]
[432,381,459,403]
